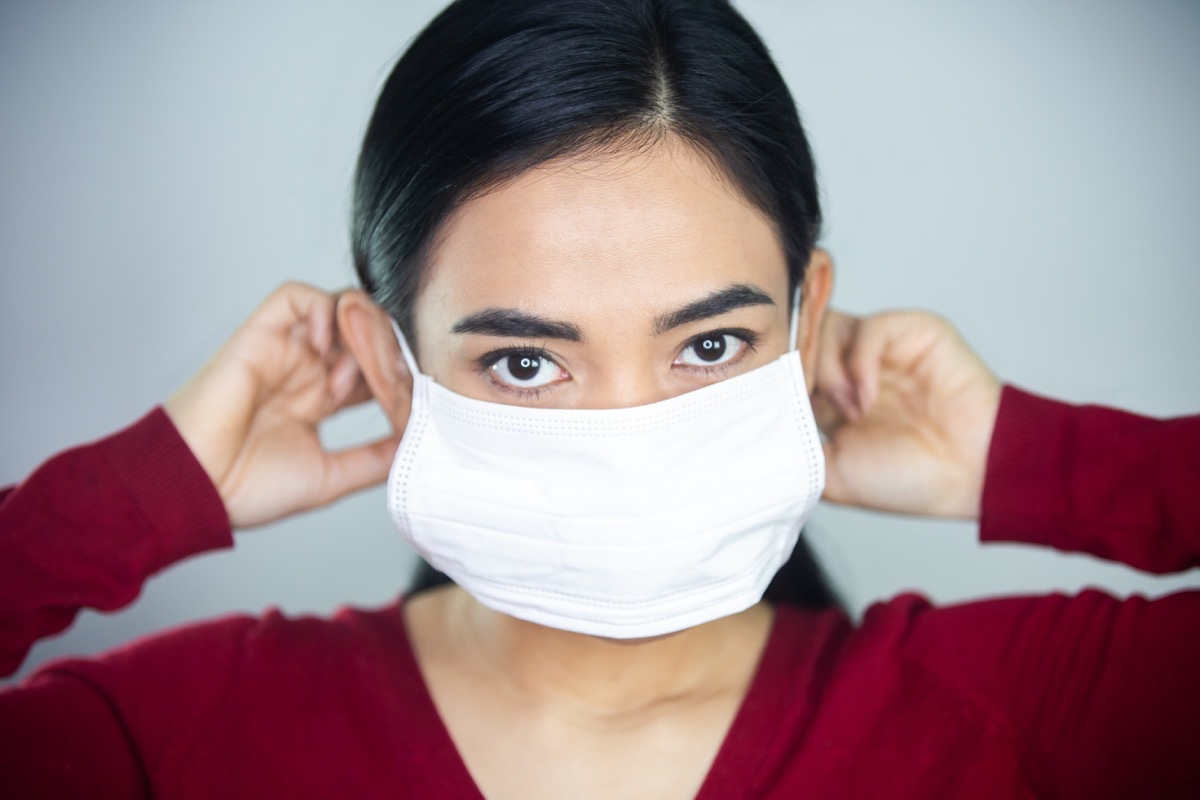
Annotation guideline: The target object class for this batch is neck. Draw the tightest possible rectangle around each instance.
[438,586,774,718]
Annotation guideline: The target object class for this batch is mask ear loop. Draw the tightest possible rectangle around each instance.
[389,318,422,376]
[788,287,803,352]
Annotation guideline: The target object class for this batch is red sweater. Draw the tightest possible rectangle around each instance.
[0,387,1197,799]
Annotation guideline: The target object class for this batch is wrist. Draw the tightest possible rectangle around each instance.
[104,408,233,560]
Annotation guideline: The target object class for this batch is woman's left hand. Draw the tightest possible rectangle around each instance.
[811,309,1002,519]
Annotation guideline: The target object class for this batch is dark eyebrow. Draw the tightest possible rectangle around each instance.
[654,284,776,334]
[451,308,584,342]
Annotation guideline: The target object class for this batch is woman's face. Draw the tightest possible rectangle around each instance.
[408,137,827,410]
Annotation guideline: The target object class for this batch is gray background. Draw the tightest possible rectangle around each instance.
[2,0,1197,683]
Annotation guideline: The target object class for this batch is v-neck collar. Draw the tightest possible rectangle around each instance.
[693,604,831,799]
[395,601,829,799]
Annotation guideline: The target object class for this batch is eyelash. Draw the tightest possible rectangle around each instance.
[474,345,557,399]
[676,327,760,376]
[474,328,761,399]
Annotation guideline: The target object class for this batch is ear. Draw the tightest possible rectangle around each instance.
[795,248,834,393]
[336,290,412,429]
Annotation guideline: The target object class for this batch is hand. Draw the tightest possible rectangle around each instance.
[811,310,1002,519]
[164,282,408,528]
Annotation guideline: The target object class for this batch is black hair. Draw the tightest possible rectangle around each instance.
[354,0,840,612]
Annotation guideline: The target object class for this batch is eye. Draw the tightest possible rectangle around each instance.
[487,350,566,390]
[676,332,748,368]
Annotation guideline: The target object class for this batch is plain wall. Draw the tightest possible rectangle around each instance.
[2,0,1197,683]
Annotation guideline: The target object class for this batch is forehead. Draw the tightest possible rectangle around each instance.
[417,138,788,329]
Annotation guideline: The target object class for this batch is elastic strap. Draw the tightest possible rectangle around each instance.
[390,318,421,375]
[788,287,803,351]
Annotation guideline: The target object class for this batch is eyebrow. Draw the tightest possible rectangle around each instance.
[654,284,775,334]
[451,308,584,341]
[450,283,776,342]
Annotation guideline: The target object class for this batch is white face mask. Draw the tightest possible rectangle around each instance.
[386,296,825,639]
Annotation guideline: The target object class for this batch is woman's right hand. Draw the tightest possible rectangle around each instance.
[164,282,407,528]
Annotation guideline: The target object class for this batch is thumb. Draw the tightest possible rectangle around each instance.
[316,432,404,505]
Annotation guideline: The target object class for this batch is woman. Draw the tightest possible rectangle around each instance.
[2,0,1197,798]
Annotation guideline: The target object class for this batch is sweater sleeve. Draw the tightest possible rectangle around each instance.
[899,385,1200,799]
[980,385,1200,572]
[0,408,233,677]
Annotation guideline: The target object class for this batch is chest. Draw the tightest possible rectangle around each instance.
[429,679,742,800]
[119,600,1040,799]
[406,645,1034,800]
[155,675,1035,800]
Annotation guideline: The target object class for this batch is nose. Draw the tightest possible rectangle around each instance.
[578,370,675,410]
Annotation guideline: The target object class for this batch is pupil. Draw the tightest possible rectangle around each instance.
[508,354,541,381]
[696,335,726,362]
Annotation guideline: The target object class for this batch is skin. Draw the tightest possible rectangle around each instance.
[165,136,1001,799]
[409,141,828,407]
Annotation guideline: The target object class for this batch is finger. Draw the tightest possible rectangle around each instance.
[814,311,862,417]
[297,291,337,358]
[328,350,362,405]
[334,372,375,412]
[811,389,846,435]
[325,288,359,355]
[825,310,859,345]
[252,282,339,355]
[844,314,902,415]
[317,432,405,504]
[814,323,852,391]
